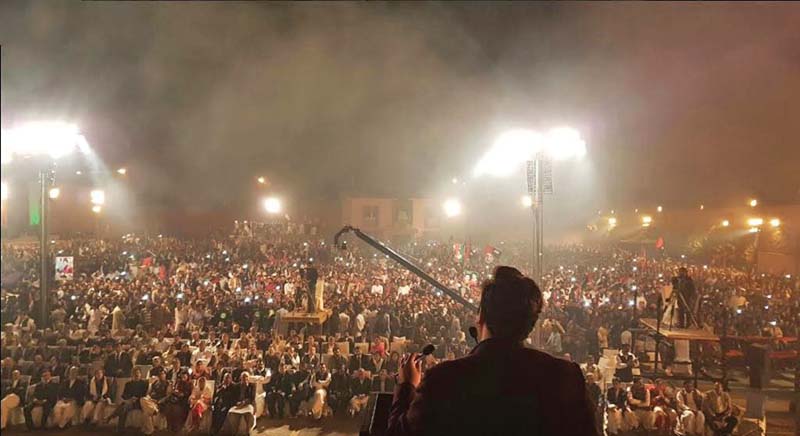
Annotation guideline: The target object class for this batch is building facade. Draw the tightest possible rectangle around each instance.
[340,196,440,242]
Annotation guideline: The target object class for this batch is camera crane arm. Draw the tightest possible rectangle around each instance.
[333,225,478,312]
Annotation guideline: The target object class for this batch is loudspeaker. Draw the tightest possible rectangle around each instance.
[745,344,770,389]
[744,391,765,420]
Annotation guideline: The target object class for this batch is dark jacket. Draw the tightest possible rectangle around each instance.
[606,386,627,409]
[350,377,372,397]
[121,379,149,402]
[232,382,255,406]
[213,382,237,410]
[371,375,396,393]
[104,351,133,377]
[30,380,59,407]
[58,378,87,405]
[348,353,368,372]
[2,378,29,399]
[387,337,598,436]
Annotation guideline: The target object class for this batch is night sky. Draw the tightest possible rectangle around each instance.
[2,2,799,218]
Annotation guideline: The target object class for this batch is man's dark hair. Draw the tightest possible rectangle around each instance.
[479,266,542,342]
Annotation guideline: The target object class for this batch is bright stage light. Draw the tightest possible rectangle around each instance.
[747,217,763,227]
[1,181,7,201]
[749,199,758,207]
[721,219,730,227]
[90,189,105,205]
[608,217,617,227]
[474,127,586,178]
[451,177,459,185]
[657,205,663,213]
[116,167,127,175]
[474,129,541,177]
[48,187,60,199]
[263,197,282,214]
[748,227,759,233]
[257,176,266,184]
[769,218,780,228]
[442,198,462,217]
[521,195,533,208]
[543,127,587,161]
[91,205,102,214]
[1,121,90,163]
[641,215,653,227]
[699,204,704,210]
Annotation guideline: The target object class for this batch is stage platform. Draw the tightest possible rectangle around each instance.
[639,318,719,341]
[283,310,331,325]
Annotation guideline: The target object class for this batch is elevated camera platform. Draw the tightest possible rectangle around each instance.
[284,310,331,326]
[639,318,719,342]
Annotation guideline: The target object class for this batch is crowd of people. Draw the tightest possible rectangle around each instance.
[1,221,797,435]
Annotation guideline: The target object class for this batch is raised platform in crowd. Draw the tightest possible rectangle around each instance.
[639,318,720,342]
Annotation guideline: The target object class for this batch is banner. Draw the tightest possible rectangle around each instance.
[55,256,74,281]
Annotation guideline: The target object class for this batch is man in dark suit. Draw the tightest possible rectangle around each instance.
[24,369,59,430]
[265,364,290,419]
[53,366,86,428]
[388,266,597,436]
[104,344,133,378]
[211,373,236,435]
[348,348,368,373]
[671,267,697,328]
[371,369,396,393]
[105,367,148,432]
[1,369,29,430]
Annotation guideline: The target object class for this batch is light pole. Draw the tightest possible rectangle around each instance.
[1,122,90,327]
[475,127,586,282]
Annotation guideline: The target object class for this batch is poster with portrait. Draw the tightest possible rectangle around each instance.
[55,256,74,281]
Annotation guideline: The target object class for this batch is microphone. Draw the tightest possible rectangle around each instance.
[468,326,479,345]
[415,344,435,361]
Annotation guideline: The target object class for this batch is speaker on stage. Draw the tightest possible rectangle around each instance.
[745,343,770,389]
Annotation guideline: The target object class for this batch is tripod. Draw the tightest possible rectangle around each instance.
[667,289,700,329]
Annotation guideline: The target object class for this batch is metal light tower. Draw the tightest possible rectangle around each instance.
[2,122,90,327]
[476,127,586,283]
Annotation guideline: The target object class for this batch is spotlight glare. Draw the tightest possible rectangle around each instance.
[442,198,462,217]
[544,126,587,161]
[521,195,533,208]
[721,219,730,227]
[749,199,758,207]
[91,205,102,214]
[769,218,780,228]
[90,189,105,205]
[1,121,90,161]
[263,197,282,214]
[746,217,764,227]
[48,187,60,199]
[116,167,127,175]
[474,129,541,177]
[608,217,617,227]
